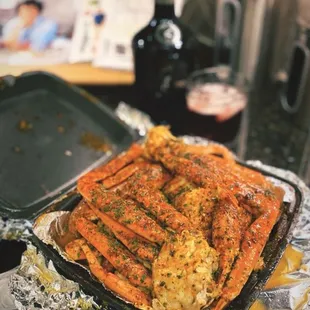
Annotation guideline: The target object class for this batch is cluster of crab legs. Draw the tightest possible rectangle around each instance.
[65,126,284,310]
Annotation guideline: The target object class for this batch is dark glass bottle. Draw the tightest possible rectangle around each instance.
[132,0,201,133]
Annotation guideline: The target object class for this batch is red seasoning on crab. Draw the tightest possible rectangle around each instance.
[61,126,283,310]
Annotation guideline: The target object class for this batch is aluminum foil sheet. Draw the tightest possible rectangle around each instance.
[9,243,99,310]
[0,218,32,241]
[115,102,155,137]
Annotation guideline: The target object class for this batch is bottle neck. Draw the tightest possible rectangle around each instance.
[154,0,175,19]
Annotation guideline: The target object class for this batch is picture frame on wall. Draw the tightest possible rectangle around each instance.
[0,0,78,65]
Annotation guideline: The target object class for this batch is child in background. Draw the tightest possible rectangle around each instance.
[3,0,58,52]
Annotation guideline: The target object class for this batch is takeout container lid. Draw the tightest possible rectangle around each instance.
[0,72,136,220]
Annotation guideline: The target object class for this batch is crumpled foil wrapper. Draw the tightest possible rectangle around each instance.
[115,102,154,137]
[0,218,32,241]
[9,243,99,310]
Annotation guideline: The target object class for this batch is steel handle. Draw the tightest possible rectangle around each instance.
[280,42,310,114]
[215,0,242,70]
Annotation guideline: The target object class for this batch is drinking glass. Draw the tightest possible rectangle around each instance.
[185,66,249,158]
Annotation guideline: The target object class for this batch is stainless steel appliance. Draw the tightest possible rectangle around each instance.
[215,0,310,129]
[234,0,299,88]
[278,15,310,131]
[180,0,300,86]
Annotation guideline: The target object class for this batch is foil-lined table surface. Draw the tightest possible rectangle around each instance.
[1,102,310,310]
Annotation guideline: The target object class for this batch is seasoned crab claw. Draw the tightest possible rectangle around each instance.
[125,181,191,232]
[76,218,152,290]
[68,200,98,237]
[87,202,159,262]
[76,239,151,308]
[211,191,242,289]
[144,125,235,163]
[102,161,152,189]
[80,183,167,244]
[115,164,190,233]
[212,197,281,310]
[78,143,143,188]
[65,238,100,261]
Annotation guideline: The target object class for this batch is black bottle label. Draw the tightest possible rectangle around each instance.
[154,21,182,46]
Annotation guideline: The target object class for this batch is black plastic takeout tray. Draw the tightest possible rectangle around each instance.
[0,72,135,220]
[32,162,303,310]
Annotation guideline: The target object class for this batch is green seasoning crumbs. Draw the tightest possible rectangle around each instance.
[77,250,81,258]
[130,238,140,249]
[184,153,191,159]
[123,219,134,225]
[113,205,125,219]
[169,249,176,257]
[140,274,147,283]
[103,205,112,212]
[159,281,166,287]
[264,189,275,198]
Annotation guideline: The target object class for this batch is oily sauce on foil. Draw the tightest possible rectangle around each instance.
[265,245,304,290]
[250,245,304,310]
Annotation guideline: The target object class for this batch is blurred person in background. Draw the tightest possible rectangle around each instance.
[2,0,58,52]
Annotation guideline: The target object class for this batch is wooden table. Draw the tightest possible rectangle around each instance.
[0,63,134,85]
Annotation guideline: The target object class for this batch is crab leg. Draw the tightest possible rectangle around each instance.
[181,152,271,194]
[163,175,195,202]
[110,164,171,196]
[213,199,281,310]
[80,183,166,244]
[65,238,100,261]
[144,125,236,163]
[115,165,190,232]
[128,164,172,189]
[77,143,143,188]
[126,181,191,232]
[68,200,98,237]
[65,238,115,271]
[87,203,158,262]
[78,240,151,308]
[208,154,268,187]
[155,153,281,214]
[76,218,152,290]
[102,162,151,189]
[154,153,217,189]
[180,143,235,163]
[212,192,242,289]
